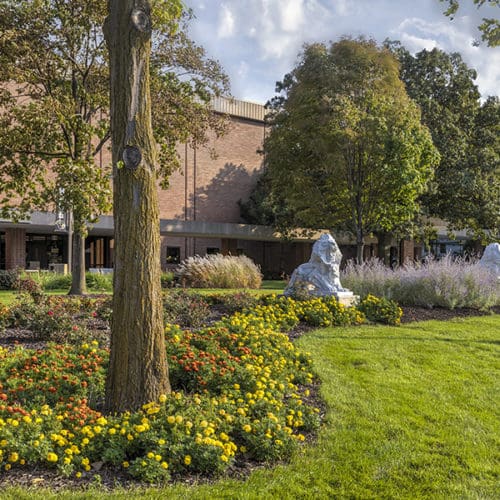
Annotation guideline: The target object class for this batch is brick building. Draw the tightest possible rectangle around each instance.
[1,96,440,275]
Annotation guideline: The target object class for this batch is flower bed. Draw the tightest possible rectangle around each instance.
[0,291,402,484]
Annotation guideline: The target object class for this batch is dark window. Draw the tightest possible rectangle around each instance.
[206,247,220,255]
[166,246,181,264]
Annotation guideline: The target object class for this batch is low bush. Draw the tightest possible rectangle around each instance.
[205,291,259,314]
[177,254,262,289]
[0,270,19,290]
[342,256,500,310]
[358,294,402,325]
[34,272,113,292]
[163,290,211,328]
[38,272,72,290]
[161,272,175,288]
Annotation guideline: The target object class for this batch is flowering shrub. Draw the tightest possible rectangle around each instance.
[178,254,262,289]
[0,301,320,483]
[0,305,9,334]
[257,295,365,328]
[6,295,107,342]
[342,256,500,310]
[358,295,402,325]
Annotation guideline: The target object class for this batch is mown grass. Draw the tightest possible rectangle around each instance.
[1,314,499,499]
[0,281,287,305]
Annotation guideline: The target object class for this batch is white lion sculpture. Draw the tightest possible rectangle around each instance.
[284,233,348,297]
[478,242,500,279]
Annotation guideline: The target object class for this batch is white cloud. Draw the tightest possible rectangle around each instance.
[280,0,305,32]
[217,4,235,38]
[392,16,500,98]
[184,0,499,102]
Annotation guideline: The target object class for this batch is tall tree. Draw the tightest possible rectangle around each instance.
[0,0,112,294]
[263,39,439,263]
[439,0,500,46]
[389,43,500,239]
[103,0,170,412]
[0,0,229,293]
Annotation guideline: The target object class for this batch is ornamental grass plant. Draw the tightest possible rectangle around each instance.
[177,254,262,289]
[342,255,500,310]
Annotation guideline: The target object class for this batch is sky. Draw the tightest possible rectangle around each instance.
[183,0,500,104]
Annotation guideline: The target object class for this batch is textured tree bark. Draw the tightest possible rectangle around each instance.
[68,232,87,295]
[104,0,170,413]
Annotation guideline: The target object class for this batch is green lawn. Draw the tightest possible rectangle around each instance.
[0,281,287,305]
[2,314,499,499]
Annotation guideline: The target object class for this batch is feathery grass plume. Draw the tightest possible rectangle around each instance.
[178,254,262,289]
[342,255,499,310]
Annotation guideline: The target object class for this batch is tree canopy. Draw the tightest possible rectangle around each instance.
[439,0,500,46]
[260,39,439,262]
[0,0,229,291]
[389,43,500,239]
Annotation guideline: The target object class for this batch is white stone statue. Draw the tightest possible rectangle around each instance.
[284,233,352,298]
[478,242,500,279]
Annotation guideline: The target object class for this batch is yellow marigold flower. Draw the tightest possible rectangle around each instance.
[161,461,168,469]
[243,424,252,433]
[155,454,161,462]
[167,416,176,425]
[159,394,167,403]
[108,428,116,435]
[184,455,191,465]
[158,438,166,446]
[5,464,11,471]
[122,461,129,468]
[200,420,208,428]
[8,452,18,463]
[175,415,183,424]
[46,452,58,463]
[220,455,228,462]
[75,472,82,478]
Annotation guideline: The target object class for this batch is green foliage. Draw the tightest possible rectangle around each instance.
[160,272,175,288]
[358,294,402,325]
[205,291,259,314]
[388,43,500,239]
[163,290,211,328]
[0,270,19,290]
[263,38,439,261]
[178,254,263,289]
[439,0,499,46]
[84,273,112,292]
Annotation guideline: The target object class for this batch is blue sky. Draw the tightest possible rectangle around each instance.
[184,0,500,104]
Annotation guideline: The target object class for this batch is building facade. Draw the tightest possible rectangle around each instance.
[2,96,453,276]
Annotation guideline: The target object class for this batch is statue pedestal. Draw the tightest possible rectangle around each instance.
[333,291,359,307]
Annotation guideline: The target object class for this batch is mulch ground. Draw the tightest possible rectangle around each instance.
[0,304,498,491]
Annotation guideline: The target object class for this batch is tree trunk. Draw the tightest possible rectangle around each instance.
[104,0,170,413]
[376,231,392,266]
[356,229,364,264]
[68,232,87,295]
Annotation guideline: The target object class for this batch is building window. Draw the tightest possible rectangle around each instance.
[206,247,220,255]
[166,246,181,264]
